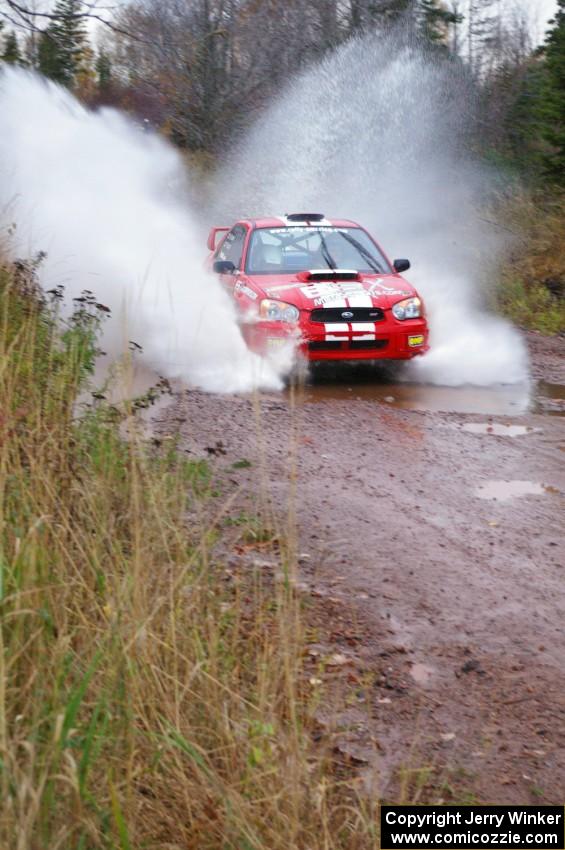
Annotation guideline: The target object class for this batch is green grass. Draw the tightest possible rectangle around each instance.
[498,277,565,334]
[0,255,379,848]
[496,191,565,335]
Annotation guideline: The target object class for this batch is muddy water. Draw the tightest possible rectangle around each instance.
[294,365,565,417]
[538,381,565,415]
[90,342,565,421]
[99,361,565,420]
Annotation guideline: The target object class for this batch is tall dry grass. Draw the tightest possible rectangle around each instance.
[0,256,378,849]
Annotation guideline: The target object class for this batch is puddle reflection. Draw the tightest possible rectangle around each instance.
[291,363,565,417]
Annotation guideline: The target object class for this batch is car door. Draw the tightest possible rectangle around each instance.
[214,225,247,296]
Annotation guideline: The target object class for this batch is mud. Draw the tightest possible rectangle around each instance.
[460,424,541,437]
[151,331,565,804]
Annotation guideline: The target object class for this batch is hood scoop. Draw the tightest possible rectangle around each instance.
[303,269,360,282]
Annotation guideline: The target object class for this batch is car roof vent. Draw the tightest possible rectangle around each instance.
[307,269,359,282]
[285,212,325,222]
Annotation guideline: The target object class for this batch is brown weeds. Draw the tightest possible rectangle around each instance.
[0,260,378,849]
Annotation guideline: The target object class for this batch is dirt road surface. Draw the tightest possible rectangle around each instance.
[153,332,565,804]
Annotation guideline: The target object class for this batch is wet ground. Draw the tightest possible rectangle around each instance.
[301,358,565,417]
[151,331,565,804]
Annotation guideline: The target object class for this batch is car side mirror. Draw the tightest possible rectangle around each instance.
[207,226,229,251]
[213,260,236,274]
[393,259,410,273]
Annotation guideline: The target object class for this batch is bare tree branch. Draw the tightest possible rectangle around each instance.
[0,0,134,38]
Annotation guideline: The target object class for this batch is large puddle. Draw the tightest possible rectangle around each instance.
[91,356,565,420]
[292,364,565,417]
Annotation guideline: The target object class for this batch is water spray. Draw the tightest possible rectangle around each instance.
[0,68,288,393]
[212,35,529,387]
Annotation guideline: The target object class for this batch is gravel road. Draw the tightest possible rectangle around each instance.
[153,331,565,803]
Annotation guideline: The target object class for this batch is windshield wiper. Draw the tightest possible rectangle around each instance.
[318,231,337,270]
[338,231,384,274]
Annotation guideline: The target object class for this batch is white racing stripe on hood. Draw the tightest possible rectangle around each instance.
[300,284,348,309]
[346,292,373,308]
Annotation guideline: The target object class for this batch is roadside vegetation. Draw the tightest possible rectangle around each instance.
[496,193,565,335]
[0,255,379,849]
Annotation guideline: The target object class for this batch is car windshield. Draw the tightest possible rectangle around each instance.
[245,226,392,275]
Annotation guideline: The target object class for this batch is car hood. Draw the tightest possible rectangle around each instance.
[247,272,417,311]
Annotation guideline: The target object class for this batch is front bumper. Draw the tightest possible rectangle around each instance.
[242,316,429,361]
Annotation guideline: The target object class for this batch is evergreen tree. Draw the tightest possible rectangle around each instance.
[37,0,88,88]
[37,31,61,79]
[418,0,463,47]
[96,49,112,90]
[2,30,23,65]
[538,0,565,184]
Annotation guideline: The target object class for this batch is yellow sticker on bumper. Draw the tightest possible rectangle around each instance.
[408,335,425,347]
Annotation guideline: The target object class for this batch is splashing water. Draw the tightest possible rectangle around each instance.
[212,35,529,387]
[0,40,529,393]
[0,68,288,393]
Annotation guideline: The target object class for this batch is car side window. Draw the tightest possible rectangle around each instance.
[217,225,246,270]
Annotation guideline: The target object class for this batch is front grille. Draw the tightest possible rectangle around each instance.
[308,339,388,352]
[308,341,342,351]
[349,339,388,350]
[310,307,385,323]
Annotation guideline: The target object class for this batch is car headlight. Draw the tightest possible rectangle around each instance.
[259,299,300,323]
[392,296,422,320]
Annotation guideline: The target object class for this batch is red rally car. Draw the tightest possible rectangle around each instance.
[208,213,429,361]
